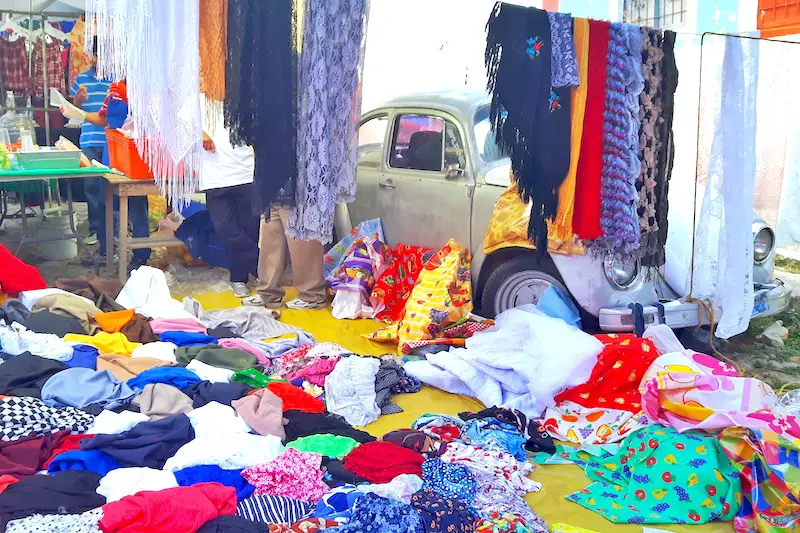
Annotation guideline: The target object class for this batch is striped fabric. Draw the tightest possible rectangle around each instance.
[236,494,313,525]
[70,68,111,148]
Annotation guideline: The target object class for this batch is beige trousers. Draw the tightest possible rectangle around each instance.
[256,207,327,305]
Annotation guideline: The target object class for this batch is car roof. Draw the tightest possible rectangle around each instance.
[373,89,491,125]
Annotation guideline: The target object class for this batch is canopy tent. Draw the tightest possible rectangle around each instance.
[3,1,84,15]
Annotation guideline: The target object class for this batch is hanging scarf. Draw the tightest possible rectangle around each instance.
[585,23,643,258]
[288,0,368,244]
[637,28,664,267]
[199,0,227,124]
[549,17,589,248]
[87,0,204,207]
[642,31,678,269]
[547,12,579,88]
[572,19,609,241]
[485,2,571,250]
[225,0,298,214]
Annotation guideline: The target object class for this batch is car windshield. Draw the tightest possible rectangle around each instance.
[474,105,507,163]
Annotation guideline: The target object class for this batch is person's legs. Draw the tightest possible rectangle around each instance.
[96,178,114,257]
[128,196,151,264]
[255,207,288,306]
[277,209,327,306]
[81,146,105,236]
[206,184,259,283]
[232,184,261,280]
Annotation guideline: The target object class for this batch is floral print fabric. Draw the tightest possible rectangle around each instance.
[554,334,660,413]
[421,459,476,502]
[566,425,741,525]
[371,245,436,323]
[541,400,651,445]
[475,512,547,533]
[719,427,800,533]
[410,489,476,533]
[242,448,328,503]
[325,493,424,533]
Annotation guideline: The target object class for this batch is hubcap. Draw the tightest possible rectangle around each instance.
[495,271,570,314]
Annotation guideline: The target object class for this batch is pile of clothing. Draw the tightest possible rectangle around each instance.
[0,266,559,532]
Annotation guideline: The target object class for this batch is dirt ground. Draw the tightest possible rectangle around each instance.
[1,197,798,392]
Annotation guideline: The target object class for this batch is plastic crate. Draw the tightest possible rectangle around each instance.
[106,129,153,179]
[16,148,81,170]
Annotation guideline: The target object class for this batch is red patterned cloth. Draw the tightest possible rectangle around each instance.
[0,38,31,96]
[32,39,65,98]
[371,244,435,323]
[342,441,424,484]
[269,519,339,532]
[400,320,494,355]
[554,334,660,413]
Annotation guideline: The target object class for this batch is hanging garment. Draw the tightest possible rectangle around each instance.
[572,18,609,241]
[68,18,91,88]
[225,0,297,214]
[547,12,579,88]
[289,0,367,243]
[565,425,740,525]
[690,37,759,339]
[99,483,237,533]
[485,3,571,249]
[719,427,800,533]
[88,0,204,206]
[585,23,643,258]
[643,31,678,269]
[549,17,589,248]
[0,38,32,96]
[200,0,228,114]
[32,38,65,98]
[0,396,94,442]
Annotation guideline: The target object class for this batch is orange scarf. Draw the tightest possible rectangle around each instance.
[199,0,227,106]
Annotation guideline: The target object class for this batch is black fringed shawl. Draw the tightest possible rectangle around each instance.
[485,2,572,251]
[642,30,678,269]
[225,0,298,215]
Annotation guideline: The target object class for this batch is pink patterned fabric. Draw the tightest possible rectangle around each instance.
[641,350,800,439]
[242,448,327,502]
[150,317,208,334]
[286,358,341,387]
[219,338,267,363]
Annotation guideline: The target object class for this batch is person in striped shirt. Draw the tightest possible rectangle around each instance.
[71,37,111,255]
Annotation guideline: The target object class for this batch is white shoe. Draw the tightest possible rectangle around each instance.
[285,297,327,310]
[247,275,261,289]
[231,282,250,298]
[85,233,98,245]
[242,295,283,309]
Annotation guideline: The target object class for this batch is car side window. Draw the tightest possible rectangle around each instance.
[444,121,466,170]
[358,115,388,168]
[389,114,444,172]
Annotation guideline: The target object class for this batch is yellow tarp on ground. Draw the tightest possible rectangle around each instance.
[194,289,733,533]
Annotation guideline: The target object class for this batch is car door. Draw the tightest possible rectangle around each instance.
[349,112,390,228]
[376,109,474,250]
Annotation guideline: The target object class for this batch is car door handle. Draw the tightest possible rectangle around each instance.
[378,178,396,189]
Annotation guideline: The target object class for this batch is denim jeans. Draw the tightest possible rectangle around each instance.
[81,146,106,235]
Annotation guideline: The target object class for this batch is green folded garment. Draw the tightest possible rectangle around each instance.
[287,434,360,459]
[230,368,285,389]
[176,344,258,372]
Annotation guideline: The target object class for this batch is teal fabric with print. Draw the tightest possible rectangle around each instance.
[565,425,741,525]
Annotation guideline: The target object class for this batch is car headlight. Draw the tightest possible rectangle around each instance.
[604,256,639,290]
[753,227,774,264]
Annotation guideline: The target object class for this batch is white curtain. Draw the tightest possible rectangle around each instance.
[86,0,202,207]
[690,36,759,339]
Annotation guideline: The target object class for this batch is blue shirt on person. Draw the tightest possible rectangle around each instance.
[70,67,111,149]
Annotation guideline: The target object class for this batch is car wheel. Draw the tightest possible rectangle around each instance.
[481,253,598,331]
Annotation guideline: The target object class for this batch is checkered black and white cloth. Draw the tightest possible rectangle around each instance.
[0,396,94,442]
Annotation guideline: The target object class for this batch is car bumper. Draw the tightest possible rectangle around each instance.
[598,279,793,332]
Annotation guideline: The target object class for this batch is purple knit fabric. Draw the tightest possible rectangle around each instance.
[587,23,643,257]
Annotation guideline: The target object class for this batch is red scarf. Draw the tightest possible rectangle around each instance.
[572,19,609,240]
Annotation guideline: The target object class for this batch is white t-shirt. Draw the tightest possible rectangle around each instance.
[199,95,254,191]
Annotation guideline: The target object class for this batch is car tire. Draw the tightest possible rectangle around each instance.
[481,253,599,331]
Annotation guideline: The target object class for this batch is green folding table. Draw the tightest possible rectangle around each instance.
[0,167,111,273]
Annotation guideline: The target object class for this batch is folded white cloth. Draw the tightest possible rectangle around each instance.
[164,433,283,471]
[186,359,233,383]
[87,410,149,435]
[324,356,381,427]
[97,467,178,502]
[187,401,251,436]
[130,341,178,363]
[18,288,95,309]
